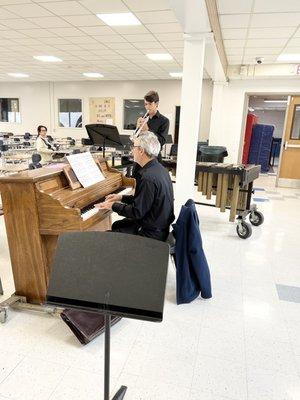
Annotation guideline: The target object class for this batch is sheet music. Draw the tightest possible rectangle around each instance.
[66,152,105,188]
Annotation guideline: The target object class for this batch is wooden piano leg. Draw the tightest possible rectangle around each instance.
[206,173,213,199]
[215,173,223,207]
[229,175,241,222]
[220,174,229,212]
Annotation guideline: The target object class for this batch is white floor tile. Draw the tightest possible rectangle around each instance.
[192,355,247,400]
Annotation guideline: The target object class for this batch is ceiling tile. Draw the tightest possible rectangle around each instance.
[27,16,71,28]
[294,27,300,37]
[154,32,183,41]
[246,38,288,48]
[111,25,149,35]
[248,27,296,39]
[224,39,246,48]
[13,37,42,45]
[286,38,300,46]
[135,10,177,24]
[145,22,182,34]
[251,13,300,28]
[1,18,39,29]
[122,33,155,42]
[78,0,128,13]
[134,41,164,49]
[282,46,300,52]
[220,14,250,29]
[41,1,89,16]
[225,48,244,55]
[80,42,108,50]
[222,28,247,39]
[244,47,282,55]
[47,27,86,36]
[106,42,135,50]
[217,0,253,14]
[20,29,54,38]
[93,35,127,43]
[79,26,115,35]
[160,40,184,49]
[122,0,171,12]
[0,8,18,19]
[253,0,300,13]
[62,15,104,27]
[40,37,71,44]
[3,3,53,17]
[115,48,142,55]
[0,29,28,38]
[67,36,99,44]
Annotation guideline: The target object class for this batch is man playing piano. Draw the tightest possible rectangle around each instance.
[95,132,174,242]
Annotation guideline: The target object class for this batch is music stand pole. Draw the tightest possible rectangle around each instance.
[104,314,110,400]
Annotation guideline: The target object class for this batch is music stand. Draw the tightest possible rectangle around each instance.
[46,232,169,400]
[85,124,123,158]
[163,134,173,158]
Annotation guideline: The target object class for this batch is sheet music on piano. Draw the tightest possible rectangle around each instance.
[66,152,105,188]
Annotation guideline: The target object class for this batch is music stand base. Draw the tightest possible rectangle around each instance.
[111,386,127,400]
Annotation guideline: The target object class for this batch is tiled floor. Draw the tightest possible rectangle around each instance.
[1,174,300,400]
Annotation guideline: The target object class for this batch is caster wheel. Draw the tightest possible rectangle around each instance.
[236,221,252,239]
[249,211,264,226]
[0,309,7,324]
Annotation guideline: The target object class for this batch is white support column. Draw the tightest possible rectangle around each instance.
[208,81,227,145]
[175,34,205,213]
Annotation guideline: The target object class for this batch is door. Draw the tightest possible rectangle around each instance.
[278,96,300,187]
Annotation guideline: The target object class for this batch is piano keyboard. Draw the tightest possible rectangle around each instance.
[81,186,133,221]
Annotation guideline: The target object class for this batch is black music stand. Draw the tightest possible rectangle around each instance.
[46,232,169,400]
[163,134,173,158]
[86,124,123,158]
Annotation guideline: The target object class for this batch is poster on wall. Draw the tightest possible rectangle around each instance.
[89,97,115,125]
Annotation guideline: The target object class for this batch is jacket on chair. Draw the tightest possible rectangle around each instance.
[173,199,212,304]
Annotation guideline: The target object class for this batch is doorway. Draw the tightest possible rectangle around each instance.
[245,95,288,174]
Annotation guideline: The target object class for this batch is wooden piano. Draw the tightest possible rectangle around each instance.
[0,158,135,303]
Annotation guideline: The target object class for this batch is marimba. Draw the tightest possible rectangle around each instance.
[162,159,264,239]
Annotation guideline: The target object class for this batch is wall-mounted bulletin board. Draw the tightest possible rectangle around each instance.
[89,97,115,125]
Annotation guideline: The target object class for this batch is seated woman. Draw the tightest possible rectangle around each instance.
[35,125,56,164]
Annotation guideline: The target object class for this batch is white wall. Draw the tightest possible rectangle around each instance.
[0,79,213,142]
[199,79,213,141]
[211,79,300,163]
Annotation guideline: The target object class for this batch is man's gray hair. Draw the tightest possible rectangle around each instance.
[136,131,160,157]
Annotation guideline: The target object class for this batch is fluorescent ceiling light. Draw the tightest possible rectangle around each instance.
[97,12,141,26]
[277,53,300,62]
[146,53,173,61]
[33,55,62,62]
[264,100,287,103]
[83,72,104,78]
[129,100,140,103]
[7,73,29,78]
[169,72,183,78]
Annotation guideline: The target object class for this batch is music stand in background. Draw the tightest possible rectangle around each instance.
[163,134,173,158]
[46,232,169,400]
[85,124,123,158]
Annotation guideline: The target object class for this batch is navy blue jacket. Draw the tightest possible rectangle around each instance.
[173,199,212,304]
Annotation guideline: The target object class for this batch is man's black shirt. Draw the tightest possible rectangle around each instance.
[112,159,174,240]
[147,111,169,148]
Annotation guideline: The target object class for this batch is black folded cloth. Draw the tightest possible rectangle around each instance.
[61,308,121,345]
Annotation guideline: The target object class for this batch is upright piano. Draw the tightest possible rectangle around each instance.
[0,158,135,303]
